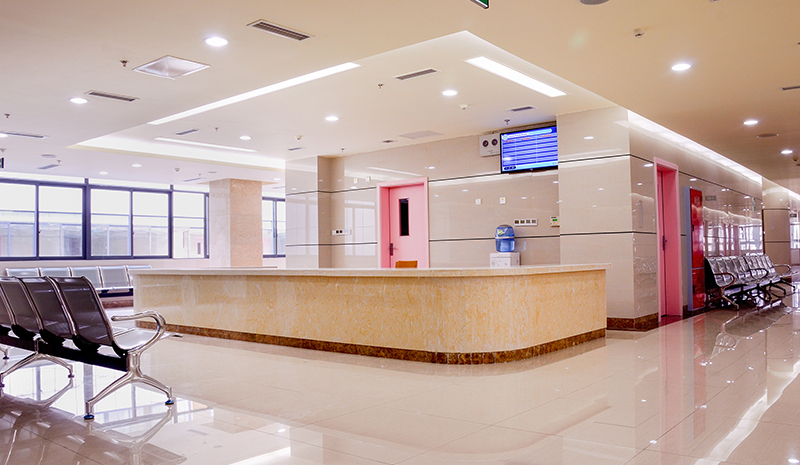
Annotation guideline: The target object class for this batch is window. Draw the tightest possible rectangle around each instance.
[263,198,285,256]
[173,192,207,258]
[133,192,169,256]
[39,186,83,257]
[0,183,35,257]
[791,213,799,249]
[91,189,131,257]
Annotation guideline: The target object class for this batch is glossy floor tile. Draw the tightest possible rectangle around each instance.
[2,299,800,464]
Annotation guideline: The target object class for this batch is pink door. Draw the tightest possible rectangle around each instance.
[388,184,428,267]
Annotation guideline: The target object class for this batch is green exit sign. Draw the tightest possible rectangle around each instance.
[470,0,489,8]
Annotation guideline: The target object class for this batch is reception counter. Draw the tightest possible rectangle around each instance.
[131,265,608,364]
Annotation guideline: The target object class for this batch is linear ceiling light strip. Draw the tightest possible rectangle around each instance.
[148,62,360,125]
[465,56,566,98]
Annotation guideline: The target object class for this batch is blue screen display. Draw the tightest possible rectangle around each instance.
[500,126,558,173]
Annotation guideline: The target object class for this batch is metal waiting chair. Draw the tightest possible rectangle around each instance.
[48,276,174,420]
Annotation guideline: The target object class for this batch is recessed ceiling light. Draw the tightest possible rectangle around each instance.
[148,62,360,125]
[99,171,108,175]
[70,97,88,104]
[671,63,691,71]
[553,181,559,184]
[782,149,794,155]
[466,56,566,98]
[0,134,6,138]
[325,115,339,122]
[643,163,654,167]
[637,182,643,186]
[744,119,758,126]
[690,178,697,181]
[273,177,281,181]
[240,135,252,141]
[442,90,458,97]
[132,163,142,168]
[205,37,229,47]
[584,136,594,140]
[462,189,469,192]
[427,166,436,170]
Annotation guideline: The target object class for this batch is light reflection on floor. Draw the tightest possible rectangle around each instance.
[2,297,800,464]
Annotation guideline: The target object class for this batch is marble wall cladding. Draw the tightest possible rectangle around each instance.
[430,236,560,268]
[208,179,263,267]
[557,106,631,162]
[630,158,657,234]
[561,233,635,319]
[632,232,659,318]
[331,243,378,268]
[558,156,633,235]
[428,171,559,240]
[134,269,606,354]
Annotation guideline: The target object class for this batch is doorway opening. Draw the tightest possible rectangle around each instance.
[655,159,683,320]
[377,178,430,268]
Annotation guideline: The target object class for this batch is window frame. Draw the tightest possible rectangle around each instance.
[262,197,285,258]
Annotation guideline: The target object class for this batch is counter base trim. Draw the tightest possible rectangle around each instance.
[607,313,659,331]
[139,322,605,364]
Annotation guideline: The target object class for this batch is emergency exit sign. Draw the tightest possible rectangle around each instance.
[470,0,489,8]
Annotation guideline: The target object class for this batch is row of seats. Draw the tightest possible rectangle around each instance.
[704,254,795,308]
[0,275,173,419]
[5,265,151,295]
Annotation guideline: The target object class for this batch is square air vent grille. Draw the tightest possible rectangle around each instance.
[247,20,313,41]
[133,56,209,79]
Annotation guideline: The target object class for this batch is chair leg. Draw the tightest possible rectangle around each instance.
[0,346,8,360]
[84,364,174,420]
[0,353,73,388]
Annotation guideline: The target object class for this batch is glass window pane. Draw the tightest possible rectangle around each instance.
[277,200,286,255]
[91,189,130,256]
[0,183,36,257]
[133,192,168,256]
[263,199,275,255]
[173,192,205,258]
[39,186,83,257]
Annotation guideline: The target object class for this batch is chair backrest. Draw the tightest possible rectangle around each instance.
[6,268,40,278]
[0,282,14,334]
[39,267,72,277]
[69,266,103,289]
[99,266,130,288]
[49,277,114,349]
[19,277,74,344]
[0,277,42,339]
[125,265,151,286]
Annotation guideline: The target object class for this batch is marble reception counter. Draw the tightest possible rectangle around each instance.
[131,265,608,364]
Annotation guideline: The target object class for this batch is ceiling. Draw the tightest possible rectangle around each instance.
[1,0,798,193]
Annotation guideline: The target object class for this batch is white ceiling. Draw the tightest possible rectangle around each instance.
[1,0,798,192]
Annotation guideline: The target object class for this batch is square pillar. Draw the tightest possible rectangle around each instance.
[209,179,263,267]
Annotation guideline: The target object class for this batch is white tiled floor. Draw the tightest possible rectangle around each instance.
[2,300,800,464]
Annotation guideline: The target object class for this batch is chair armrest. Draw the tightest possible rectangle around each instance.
[772,264,797,278]
[714,271,737,290]
[111,311,166,353]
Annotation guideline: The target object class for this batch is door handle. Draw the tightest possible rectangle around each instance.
[389,242,395,256]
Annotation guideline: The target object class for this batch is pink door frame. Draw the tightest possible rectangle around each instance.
[377,177,430,268]
[654,158,683,318]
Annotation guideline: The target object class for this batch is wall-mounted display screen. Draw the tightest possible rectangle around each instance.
[500,126,558,173]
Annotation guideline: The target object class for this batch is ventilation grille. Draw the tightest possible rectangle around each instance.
[175,128,200,136]
[247,20,312,41]
[38,164,60,170]
[382,139,397,144]
[509,106,536,112]
[86,90,138,102]
[781,85,800,91]
[287,147,304,151]
[394,68,439,81]
[0,131,47,139]
[182,176,204,182]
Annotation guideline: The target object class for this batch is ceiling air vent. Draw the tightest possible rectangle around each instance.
[86,90,138,102]
[509,106,536,112]
[781,85,800,91]
[247,20,313,41]
[287,147,304,151]
[134,56,209,79]
[0,131,47,139]
[399,130,443,140]
[38,163,60,170]
[175,128,200,136]
[382,139,397,144]
[394,68,439,81]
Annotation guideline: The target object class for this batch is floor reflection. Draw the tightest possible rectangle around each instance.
[0,298,799,464]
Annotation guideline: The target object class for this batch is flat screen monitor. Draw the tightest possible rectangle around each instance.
[500,126,558,173]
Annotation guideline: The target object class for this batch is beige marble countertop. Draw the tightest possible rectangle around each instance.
[130,264,610,277]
